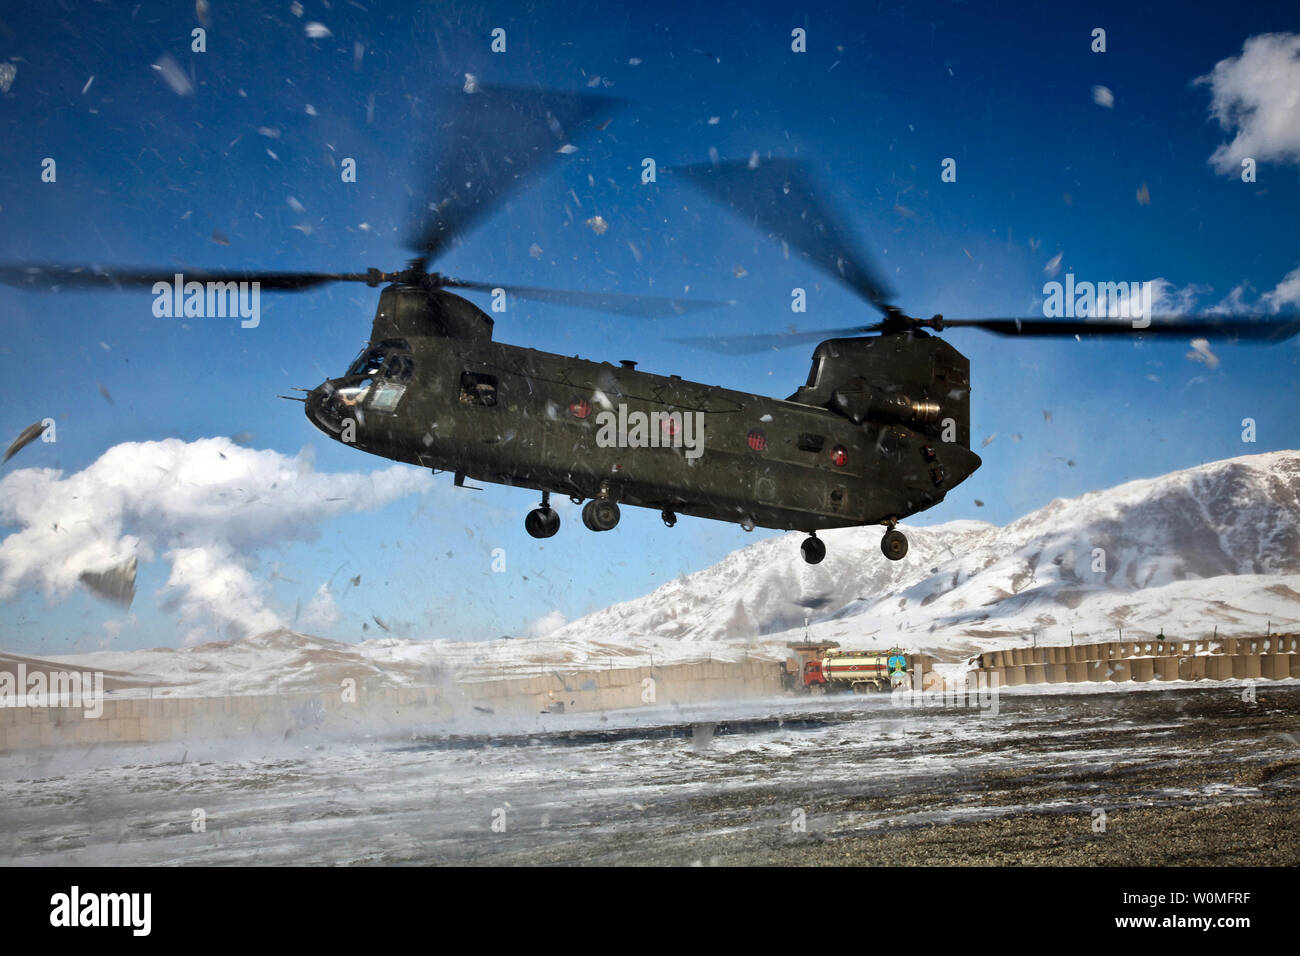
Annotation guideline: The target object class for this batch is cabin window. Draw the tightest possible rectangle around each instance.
[797,433,825,453]
[460,372,498,407]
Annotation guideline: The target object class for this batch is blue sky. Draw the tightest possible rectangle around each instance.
[2,0,1298,654]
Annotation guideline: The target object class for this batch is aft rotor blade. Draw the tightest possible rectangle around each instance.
[445,277,730,318]
[0,264,369,292]
[674,325,878,354]
[406,84,623,265]
[672,158,895,313]
[944,315,1300,341]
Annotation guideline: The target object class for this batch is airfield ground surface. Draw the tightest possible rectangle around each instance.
[2,684,1296,865]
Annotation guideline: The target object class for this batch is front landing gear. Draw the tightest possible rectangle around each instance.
[801,533,826,565]
[881,526,908,561]
[524,492,561,539]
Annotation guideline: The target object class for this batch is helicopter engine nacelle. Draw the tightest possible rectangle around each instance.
[830,380,942,430]
[790,334,972,448]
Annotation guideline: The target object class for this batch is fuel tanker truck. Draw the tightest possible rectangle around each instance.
[784,641,910,694]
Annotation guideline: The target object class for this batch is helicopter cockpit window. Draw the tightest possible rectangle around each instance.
[346,339,411,378]
[460,372,498,407]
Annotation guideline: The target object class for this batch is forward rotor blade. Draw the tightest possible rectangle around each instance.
[673,158,895,313]
[0,264,368,292]
[406,84,623,265]
[445,277,730,318]
[944,315,1300,341]
[674,325,877,354]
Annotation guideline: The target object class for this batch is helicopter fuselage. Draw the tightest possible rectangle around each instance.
[304,285,982,535]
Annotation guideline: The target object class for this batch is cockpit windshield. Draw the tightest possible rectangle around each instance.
[345,339,412,380]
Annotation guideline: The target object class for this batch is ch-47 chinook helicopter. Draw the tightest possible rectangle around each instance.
[4,85,1299,565]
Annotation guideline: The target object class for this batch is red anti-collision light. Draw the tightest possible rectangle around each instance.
[569,398,591,419]
[747,429,767,452]
[830,445,848,466]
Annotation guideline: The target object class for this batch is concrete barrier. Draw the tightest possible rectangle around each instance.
[10,635,1296,750]
[0,658,786,752]
[1235,655,1263,680]
[1262,655,1290,681]
[1155,657,1180,681]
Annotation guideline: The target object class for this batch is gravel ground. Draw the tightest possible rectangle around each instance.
[1,683,1296,865]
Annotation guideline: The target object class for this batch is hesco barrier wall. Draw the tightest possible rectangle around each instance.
[0,659,784,752]
[968,634,1300,689]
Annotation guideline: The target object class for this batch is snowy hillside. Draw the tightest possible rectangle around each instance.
[35,450,1300,694]
[544,449,1300,656]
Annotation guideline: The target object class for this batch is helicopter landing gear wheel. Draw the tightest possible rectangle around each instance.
[525,492,560,539]
[524,507,560,539]
[582,498,621,532]
[661,510,677,528]
[801,534,826,565]
[881,528,908,561]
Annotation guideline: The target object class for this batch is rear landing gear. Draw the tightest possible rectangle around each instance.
[661,510,677,528]
[582,497,621,532]
[800,533,826,565]
[881,526,908,561]
[524,491,560,539]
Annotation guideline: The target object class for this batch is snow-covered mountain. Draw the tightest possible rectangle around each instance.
[32,450,1300,694]
[542,448,1300,657]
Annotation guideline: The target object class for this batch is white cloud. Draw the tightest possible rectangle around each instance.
[1262,263,1300,311]
[1209,281,1260,315]
[1139,265,1300,319]
[300,582,341,630]
[1092,85,1114,109]
[526,610,567,638]
[163,545,285,645]
[1147,277,1212,317]
[1196,33,1300,175]
[0,437,431,641]
[1206,265,1300,315]
[1185,337,1221,369]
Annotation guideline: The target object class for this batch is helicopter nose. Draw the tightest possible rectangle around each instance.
[304,381,344,436]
